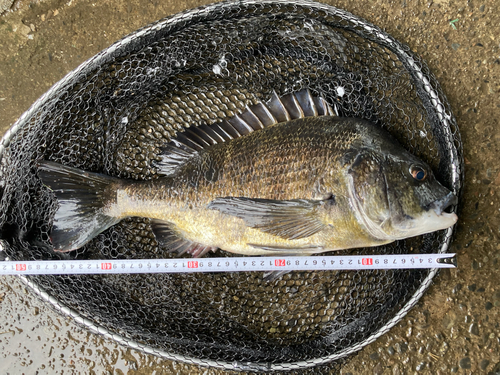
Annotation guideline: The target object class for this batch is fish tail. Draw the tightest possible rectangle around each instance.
[38,161,122,252]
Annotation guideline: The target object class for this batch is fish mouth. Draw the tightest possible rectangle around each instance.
[393,192,458,238]
[425,192,458,216]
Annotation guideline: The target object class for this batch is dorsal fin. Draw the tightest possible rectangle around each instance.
[154,89,337,176]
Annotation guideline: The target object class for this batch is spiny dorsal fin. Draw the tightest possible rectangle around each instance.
[155,89,336,176]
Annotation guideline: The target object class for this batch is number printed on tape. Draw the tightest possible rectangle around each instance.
[0,254,456,275]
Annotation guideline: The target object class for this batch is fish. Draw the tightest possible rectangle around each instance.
[38,89,458,258]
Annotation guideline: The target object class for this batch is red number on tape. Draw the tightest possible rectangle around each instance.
[275,259,286,267]
[101,263,112,270]
[362,258,373,266]
[188,261,198,268]
[16,264,27,271]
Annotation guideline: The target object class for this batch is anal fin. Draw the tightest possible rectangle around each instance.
[151,219,216,258]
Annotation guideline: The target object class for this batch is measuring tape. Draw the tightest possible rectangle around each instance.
[0,253,456,275]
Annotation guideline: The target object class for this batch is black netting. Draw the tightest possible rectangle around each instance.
[0,0,462,372]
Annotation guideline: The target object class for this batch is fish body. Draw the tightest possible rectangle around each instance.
[38,90,458,257]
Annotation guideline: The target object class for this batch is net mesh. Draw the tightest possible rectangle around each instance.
[0,0,462,371]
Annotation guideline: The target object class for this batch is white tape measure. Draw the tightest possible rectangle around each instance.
[0,253,456,275]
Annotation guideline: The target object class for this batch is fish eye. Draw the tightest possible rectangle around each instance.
[410,165,427,181]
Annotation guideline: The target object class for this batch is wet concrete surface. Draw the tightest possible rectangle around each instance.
[1,0,500,374]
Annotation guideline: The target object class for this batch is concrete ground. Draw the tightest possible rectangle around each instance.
[1,0,499,374]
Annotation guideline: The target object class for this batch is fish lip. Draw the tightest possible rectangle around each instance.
[425,192,458,216]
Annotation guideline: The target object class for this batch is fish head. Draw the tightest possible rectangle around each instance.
[346,146,458,242]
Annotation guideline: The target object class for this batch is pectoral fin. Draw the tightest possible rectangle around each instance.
[207,197,327,240]
[263,270,289,282]
[151,219,216,258]
[247,244,324,253]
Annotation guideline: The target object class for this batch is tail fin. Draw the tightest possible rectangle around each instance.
[38,161,121,252]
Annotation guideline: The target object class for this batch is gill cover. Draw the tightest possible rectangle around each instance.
[347,150,393,241]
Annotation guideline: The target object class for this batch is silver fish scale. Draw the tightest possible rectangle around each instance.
[0,0,462,372]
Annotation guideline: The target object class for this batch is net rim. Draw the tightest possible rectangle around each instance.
[0,0,460,370]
